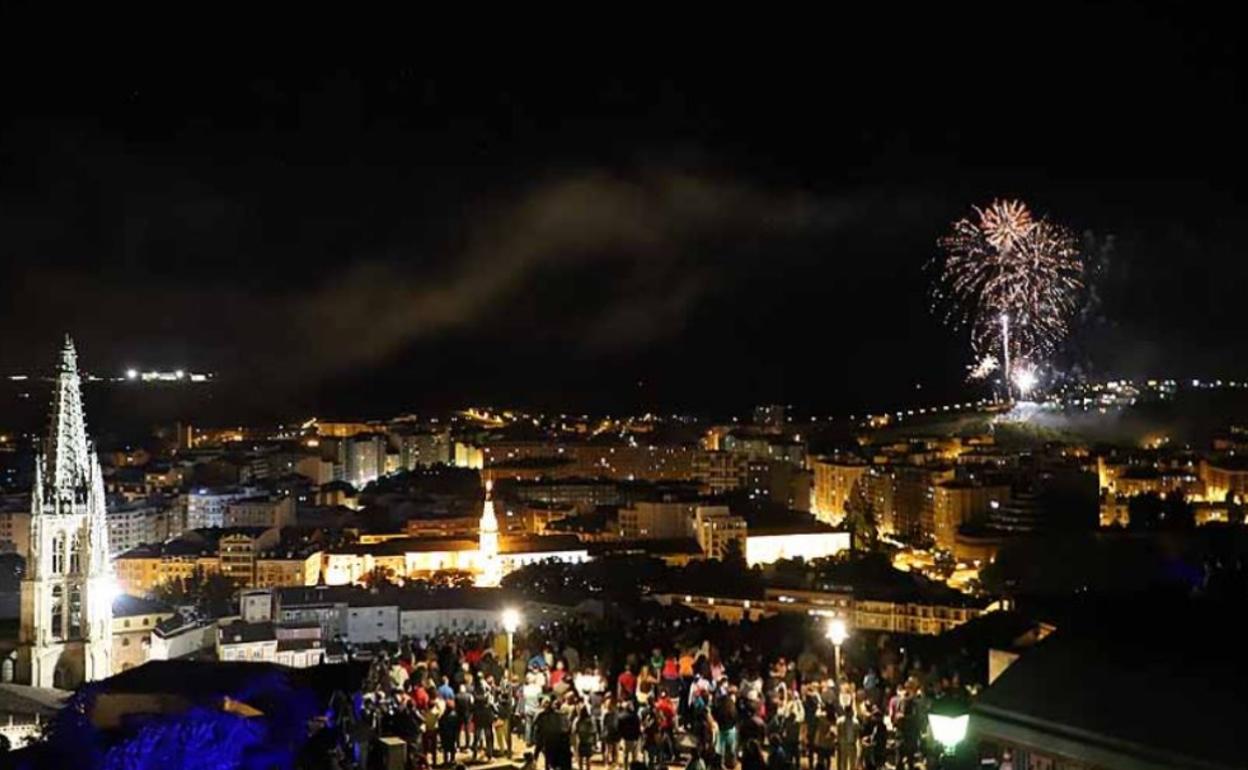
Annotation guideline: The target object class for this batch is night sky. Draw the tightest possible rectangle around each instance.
[1,11,1244,419]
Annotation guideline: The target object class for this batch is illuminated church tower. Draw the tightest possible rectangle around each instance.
[476,479,502,587]
[18,337,114,688]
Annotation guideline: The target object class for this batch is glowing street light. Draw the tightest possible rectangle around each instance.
[928,696,970,761]
[826,617,849,681]
[125,368,138,380]
[501,607,521,675]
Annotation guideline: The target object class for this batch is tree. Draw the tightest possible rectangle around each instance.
[362,565,398,589]
[1160,489,1195,529]
[843,477,879,552]
[152,567,239,617]
[429,569,476,588]
[1127,492,1164,530]
[722,536,748,569]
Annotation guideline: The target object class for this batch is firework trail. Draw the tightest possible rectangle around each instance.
[932,199,1083,382]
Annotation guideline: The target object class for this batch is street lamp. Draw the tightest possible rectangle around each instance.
[501,607,521,674]
[825,617,849,681]
[928,696,970,763]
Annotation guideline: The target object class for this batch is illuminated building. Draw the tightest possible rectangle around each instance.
[223,495,295,529]
[454,442,485,469]
[1199,457,1248,503]
[693,450,750,494]
[344,433,386,488]
[395,429,452,468]
[18,337,115,688]
[809,456,867,525]
[314,421,374,438]
[111,595,174,673]
[893,464,954,542]
[693,506,747,559]
[182,486,262,530]
[294,454,336,485]
[219,528,281,585]
[321,484,589,587]
[667,585,985,636]
[115,532,223,595]
[617,500,697,540]
[932,480,1010,551]
[746,459,813,512]
[107,501,176,557]
[744,528,850,566]
[255,549,324,588]
[472,438,697,482]
[0,509,31,557]
[476,481,502,587]
[1099,493,1130,527]
[504,478,621,515]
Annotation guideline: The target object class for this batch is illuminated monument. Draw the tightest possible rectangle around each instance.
[17,337,114,688]
[476,479,502,587]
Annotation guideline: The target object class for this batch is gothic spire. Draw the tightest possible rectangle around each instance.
[41,335,93,506]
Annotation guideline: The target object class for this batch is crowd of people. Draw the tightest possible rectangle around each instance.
[306,614,968,770]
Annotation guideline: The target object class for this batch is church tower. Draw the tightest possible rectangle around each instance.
[17,337,114,688]
[476,478,502,587]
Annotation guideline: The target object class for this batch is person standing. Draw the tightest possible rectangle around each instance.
[533,698,562,770]
[619,700,642,769]
[573,703,600,770]
[472,685,496,760]
[860,704,887,770]
[438,698,461,767]
[835,704,857,770]
[496,677,516,758]
[712,685,739,763]
[602,694,621,768]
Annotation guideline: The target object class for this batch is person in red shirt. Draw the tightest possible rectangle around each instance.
[411,683,430,709]
[654,691,676,731]
[617,666,637,699]
[549,659,567,687]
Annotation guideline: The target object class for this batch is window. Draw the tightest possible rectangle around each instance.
[50,585,64,639]
[51,533,65,574]
[69,532,82,573]
[69,587,82,638]
[122,636,131,647]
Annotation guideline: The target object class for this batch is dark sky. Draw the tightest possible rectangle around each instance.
[1,11,1245,420]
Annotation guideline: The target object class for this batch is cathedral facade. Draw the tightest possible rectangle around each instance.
[17,337,114,688]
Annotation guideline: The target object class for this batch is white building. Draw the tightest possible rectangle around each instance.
[148,612,217,661]
[17,338,115,689]
[107,500,175,556]
[346,604,400,645]
[182,486,261,530]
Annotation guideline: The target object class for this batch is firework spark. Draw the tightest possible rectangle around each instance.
[967,354,999,380]
[932,199,1083,376]
[976,199,1035,251]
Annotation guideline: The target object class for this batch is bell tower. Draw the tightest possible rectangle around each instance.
[476,479,502,587]
[17,337,114,688]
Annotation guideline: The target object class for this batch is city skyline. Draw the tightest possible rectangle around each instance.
[2,11,1248,769]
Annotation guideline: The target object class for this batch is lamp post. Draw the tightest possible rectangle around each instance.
[501,607,521,675]
[927,696,970,768]
[825,617,849,682]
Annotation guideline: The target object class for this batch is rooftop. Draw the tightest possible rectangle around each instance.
[975,604,1247,769]
[112,594,174,618]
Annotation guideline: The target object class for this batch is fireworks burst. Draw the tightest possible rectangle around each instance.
[977,199,1035,251]
[967,354,999,380]
[932,199,1084,377]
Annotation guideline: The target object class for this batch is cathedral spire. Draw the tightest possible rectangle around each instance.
[477,478,502,587]
[41,334,93,508]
